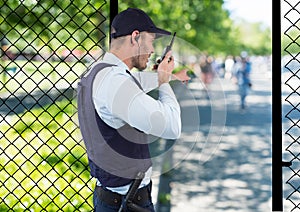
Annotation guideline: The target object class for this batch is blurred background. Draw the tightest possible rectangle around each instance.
[1,0,299,212]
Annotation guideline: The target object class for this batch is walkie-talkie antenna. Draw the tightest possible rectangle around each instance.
[160,32,176,61]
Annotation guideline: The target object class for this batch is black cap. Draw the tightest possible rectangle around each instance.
[111,8,171,39]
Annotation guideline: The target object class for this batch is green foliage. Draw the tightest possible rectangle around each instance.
[158,192,171,204]
[114,0,270,56]
[0,0,107,53]
[281,27,299,56]
[116,0,229,53]
[0,99,94,211]
[232,19,272,55]
[1,0,271,56]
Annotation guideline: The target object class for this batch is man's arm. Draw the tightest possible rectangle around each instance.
[107,77,181,139]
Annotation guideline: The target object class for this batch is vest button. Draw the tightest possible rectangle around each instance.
[114,198,118,203]
[137,195,141,201]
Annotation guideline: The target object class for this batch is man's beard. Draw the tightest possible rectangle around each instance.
[132,54,147,71]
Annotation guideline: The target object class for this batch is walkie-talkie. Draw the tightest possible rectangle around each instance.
[153,32,176,70]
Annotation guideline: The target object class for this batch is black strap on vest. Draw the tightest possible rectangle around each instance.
[126,70,144,91]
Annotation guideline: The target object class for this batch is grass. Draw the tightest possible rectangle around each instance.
[0,98,95,211]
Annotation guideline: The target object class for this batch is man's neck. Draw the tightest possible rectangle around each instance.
[109,49,133,70]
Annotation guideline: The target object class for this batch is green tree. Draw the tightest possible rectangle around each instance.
[116,0,233,54]
[0,0,106,54]
[111,0,271,56]
[1,0,271,56]
[232,19,272,55]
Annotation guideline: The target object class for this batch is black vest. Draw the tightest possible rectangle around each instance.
[77,63,152,187]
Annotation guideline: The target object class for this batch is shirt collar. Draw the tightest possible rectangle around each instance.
[102,52,129,72]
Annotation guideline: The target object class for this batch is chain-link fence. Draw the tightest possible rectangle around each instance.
[1,0,299,211]
[0,1,108,211]
[282,0,300,211]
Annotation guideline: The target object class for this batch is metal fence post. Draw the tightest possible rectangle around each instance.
[272,0,283,210]
[110,0,118,43]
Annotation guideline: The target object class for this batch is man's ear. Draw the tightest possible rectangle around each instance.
[131,30,140,44]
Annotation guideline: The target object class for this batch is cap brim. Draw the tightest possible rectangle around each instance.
[149,27,171,39]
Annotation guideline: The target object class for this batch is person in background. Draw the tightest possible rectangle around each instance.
[232,51,252,110]
[224,55,235,79]
[200,54,215,99]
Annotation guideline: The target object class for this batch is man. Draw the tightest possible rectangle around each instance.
[77,8,190,211]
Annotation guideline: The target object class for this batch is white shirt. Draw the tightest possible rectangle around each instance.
[92,52,181,194]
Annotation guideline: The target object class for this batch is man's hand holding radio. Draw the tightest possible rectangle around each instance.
[157,50,174,86]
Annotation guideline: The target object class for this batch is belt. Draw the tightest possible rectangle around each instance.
[95,182,151,207]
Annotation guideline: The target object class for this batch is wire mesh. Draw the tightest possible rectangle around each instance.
[282,0,300,211]
[1,0,298,211]
[0,1,107,211]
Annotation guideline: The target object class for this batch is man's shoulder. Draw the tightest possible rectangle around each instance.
[92,63,129,86]
[90,62,116,71]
